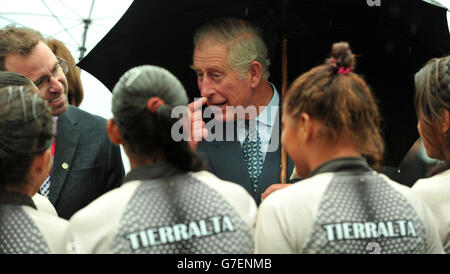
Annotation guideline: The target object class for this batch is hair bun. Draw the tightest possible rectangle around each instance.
[329,41,355,74]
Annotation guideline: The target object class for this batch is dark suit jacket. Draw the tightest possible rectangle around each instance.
[196,97,295,205]
[49,105,124,219]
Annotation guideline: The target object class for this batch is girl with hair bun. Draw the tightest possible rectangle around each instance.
[0,85,67,253]
[0,71,59,217]
[255,42,443,254]
[412,55,450,253]
[62,65,257,254]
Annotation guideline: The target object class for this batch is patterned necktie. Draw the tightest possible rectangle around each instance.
[40,140,55,198]
[242,120,264,192]
[40,176,50,197]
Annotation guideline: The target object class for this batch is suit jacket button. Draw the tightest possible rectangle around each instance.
[62,162,69,169]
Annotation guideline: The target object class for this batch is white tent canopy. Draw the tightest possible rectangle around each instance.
[0,0,133,60]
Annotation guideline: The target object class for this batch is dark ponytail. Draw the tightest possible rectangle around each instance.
[112,65,206,172]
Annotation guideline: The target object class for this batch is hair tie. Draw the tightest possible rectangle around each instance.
[331,58,352,75]
[147,97,165,113]
[337,66,352,75]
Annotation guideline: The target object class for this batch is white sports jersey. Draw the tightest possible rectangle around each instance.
[255,157,444,254]
[0,191,68,253]
[412,169,450,253]
[62,162,257,254]
[32,193,58,216]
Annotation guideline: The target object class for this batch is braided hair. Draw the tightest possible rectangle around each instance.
[414,55,450,176]
[285,41,384,169]
[112,65,206,172]
[0,85,53,187]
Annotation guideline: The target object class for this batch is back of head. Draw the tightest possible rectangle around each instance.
[193,17,271,79]
[112,65,205,172]
[47,38,84,107]
[414,55,450,175]
[414,55,450,139]
[0,71,33,89]
[0,85,53,187]
[285,41,384,168]
[0,25,45,71]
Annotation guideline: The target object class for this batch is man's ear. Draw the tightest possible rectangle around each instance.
[107,119,123,145]
[248,61,262,89]
[29,147,51,191]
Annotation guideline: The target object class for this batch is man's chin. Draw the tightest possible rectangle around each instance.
[51,103,68,116]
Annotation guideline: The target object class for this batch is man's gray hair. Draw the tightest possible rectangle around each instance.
[193,18,271,80]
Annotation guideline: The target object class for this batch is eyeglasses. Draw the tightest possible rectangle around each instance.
[33,57,69,89]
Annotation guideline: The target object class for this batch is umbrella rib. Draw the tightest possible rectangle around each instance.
[58,0,83,19]
[88,0,96,18]
[0,15,25,26]
[0,12,78,20]
[50,22,85,37]
[87,24,105,36]
[91,15,122,21]
[40,0,80,47]
[90,22,112,30]
[78,0,96,60]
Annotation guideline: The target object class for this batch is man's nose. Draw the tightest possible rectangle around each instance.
[47,75,63,93]
[199,77,215,98]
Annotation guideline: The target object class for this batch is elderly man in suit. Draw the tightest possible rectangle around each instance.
[187,18,295,205]
[0,25,124,219]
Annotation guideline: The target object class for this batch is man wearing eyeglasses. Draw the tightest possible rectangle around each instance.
[0,25,125,219]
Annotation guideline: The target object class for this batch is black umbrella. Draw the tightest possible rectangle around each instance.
[79,0,450,167]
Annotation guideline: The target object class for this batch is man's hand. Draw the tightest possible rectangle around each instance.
[186,97,208,151]
[261,183,292,202]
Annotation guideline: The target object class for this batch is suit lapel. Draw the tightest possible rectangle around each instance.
[207,140,253,194]
[199,90,295,202]
[49,107,80,204]
[258,106,282,191]
[206,120,254,194]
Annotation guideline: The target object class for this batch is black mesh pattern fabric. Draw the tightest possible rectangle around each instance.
[111,174,254,254]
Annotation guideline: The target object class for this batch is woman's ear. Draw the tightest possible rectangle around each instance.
[297,113,313,142]
[441,109,450,134]
[31,148,51,173]
[107,119,123,145]
[29,147,52,195]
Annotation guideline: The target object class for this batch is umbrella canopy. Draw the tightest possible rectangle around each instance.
[78,0,450,166]
[0,0,133,60]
